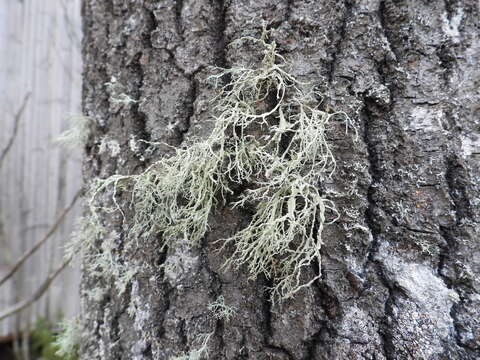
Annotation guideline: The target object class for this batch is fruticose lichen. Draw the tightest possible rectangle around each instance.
[56,115,93,149]
[76,30,353,303]
[170,332,213,360]
[208,295,237,322]
[54,316,81,360]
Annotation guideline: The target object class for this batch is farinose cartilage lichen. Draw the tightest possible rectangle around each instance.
[80,30,353,302]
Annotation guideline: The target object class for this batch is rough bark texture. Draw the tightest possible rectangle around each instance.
[80,0,479,359]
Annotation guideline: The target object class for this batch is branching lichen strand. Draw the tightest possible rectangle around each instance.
[78,31,351,303]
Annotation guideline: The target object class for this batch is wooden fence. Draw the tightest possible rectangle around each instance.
[0,0,83,338]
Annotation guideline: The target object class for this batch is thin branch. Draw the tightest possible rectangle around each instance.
[0,189,82,289]
[0,92,31,170]
[0,257,71,322]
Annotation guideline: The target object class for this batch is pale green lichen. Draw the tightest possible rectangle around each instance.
[99,138,121,157]
[56,115,92,149]
[64,215,104,263]
[105,75,138,106]
[171,332,213,360]
[208,296,237,322]
[80,29,353,302]
[54,316,81,360]
[65,215,139,296]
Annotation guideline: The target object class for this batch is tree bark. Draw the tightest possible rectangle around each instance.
[80,0,479,359]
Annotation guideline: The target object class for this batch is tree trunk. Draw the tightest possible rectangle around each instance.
[80,1,479,359]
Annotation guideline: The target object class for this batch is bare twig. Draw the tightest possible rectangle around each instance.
[0,92,31,170]
[0,189,82,289]
[0,217,11,265]
[0,257,72,322]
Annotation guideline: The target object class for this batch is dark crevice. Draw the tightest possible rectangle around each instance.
[302,261,339,357]
[362,101,396,360]
[163,47,188,77]
[177,74,197,145]
[437,214,474,351]
[199,236,222,297]
[199,235,223,354]
[129,55,151,145]
[261,276,274,342]
[313,278,341,321]
[379,0,421,71]
[285,0,294,22]
[328,0,354,83]
[145,5,159,44]
[110,297,132,357]
[379,289,397,360]
[174,0,185,42]
[281,0,294,25]
[157,284,173,341]
[213,321,226,360]
[436,157,472,352]
[378,0,400,62]
[302,327,327,360]
[264,345,295,359]
[437,226,465,350]
[361,102,383,271]
[402,226,436,235]
[142,343,152,358]
[259,275,297,358]
[437,42,457,86]
[214,0,228,68]
[178,319,188,346]
[444,155,474,222]
[443,0,458,20]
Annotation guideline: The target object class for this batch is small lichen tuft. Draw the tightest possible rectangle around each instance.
[171,332,213,360]
[208,295,237,322]
[56,115,93,149]
[54,316,81,360]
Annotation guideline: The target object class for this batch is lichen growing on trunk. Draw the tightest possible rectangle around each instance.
[76,30,353,303]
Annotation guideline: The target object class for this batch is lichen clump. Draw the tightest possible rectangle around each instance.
[54,317,81,360]
[83,31,351,301]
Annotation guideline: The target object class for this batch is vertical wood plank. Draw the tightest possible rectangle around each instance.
[0,0,83,337]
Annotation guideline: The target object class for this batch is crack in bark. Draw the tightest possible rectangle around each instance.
[175,0,185,42]
[283,0,294,25]
[436,155,478,353]
[214,0,228,68]
[130,58,151,145]
[328,0,353,83]
[362,101,396,360]
[261,277,274,343]
[300,264,340,357]
[177,74,197,145]
[302,327,325,360]
[178,319,188,346]
[437,42,458,86]
[437,226,467,352]
[445,156,474,222]
[264,344,295,359]
[258,275,295,358]
[378,0,400,63]
[157,283,173,344]
[443,0,458,20]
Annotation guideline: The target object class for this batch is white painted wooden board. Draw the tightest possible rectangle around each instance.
[0,0,83,337]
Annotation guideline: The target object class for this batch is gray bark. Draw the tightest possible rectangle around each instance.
[80,0,480,359]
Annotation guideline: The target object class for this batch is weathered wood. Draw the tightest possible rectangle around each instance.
[0,0,82,337]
